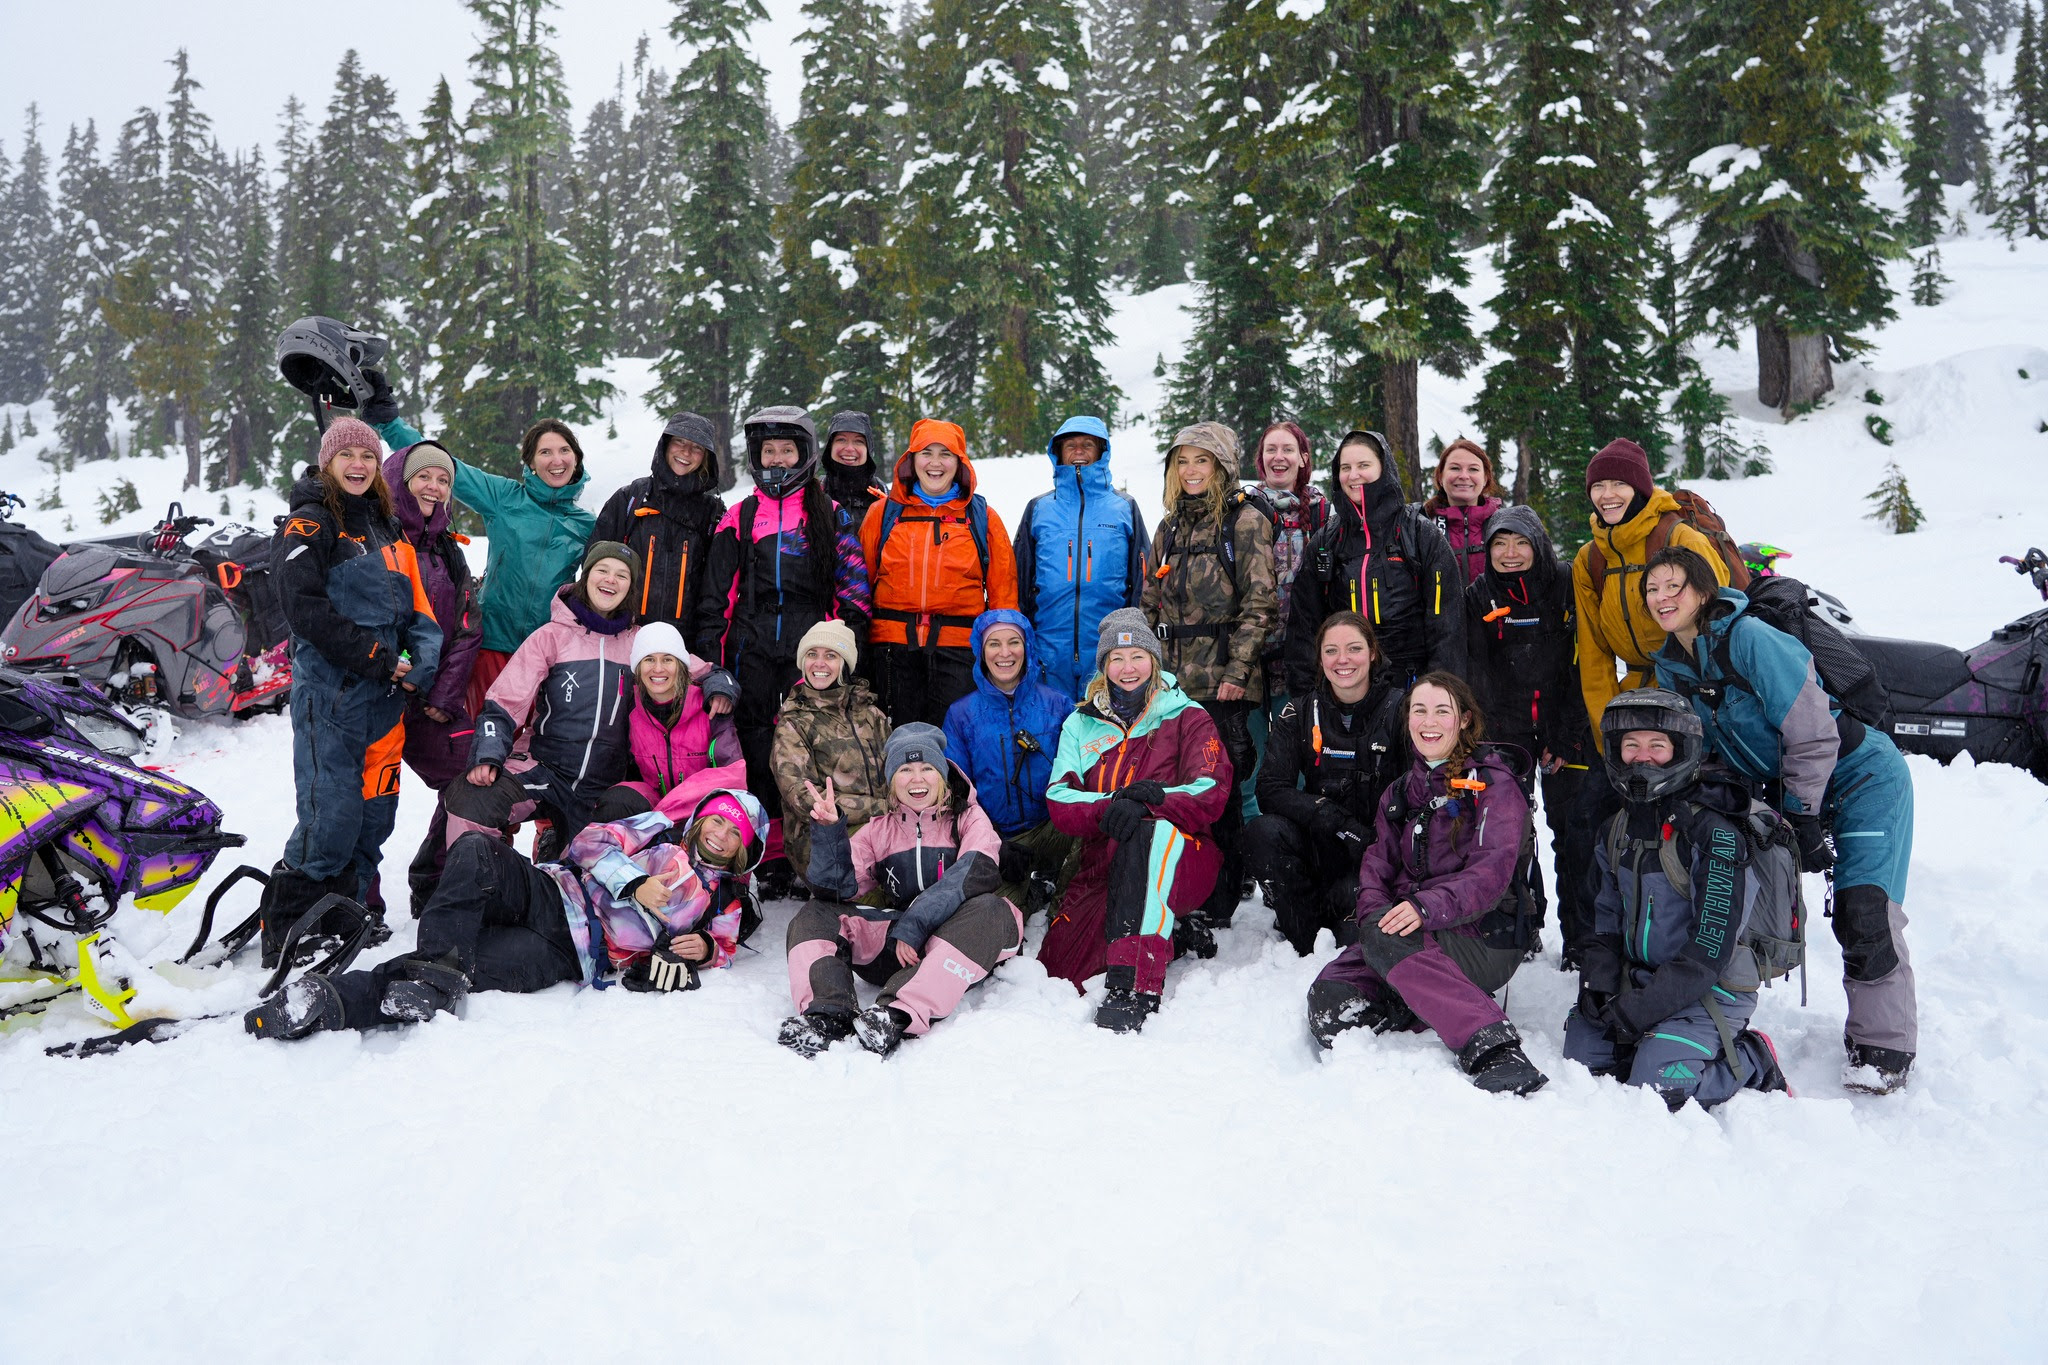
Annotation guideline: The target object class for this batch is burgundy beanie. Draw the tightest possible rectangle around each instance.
[318,416,383,470]
[1585,438,1653,499]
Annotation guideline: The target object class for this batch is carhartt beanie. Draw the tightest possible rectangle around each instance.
[1095,607,1164,672]
[1585,438,1654,499]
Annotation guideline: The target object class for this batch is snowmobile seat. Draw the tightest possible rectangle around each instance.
[1851,635,1972,706]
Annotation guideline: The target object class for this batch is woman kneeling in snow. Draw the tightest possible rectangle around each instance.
[778,723,1023,1059]
[244,790,765,1039]
[1305,672,1548,1095]
[1037,609,1233,1034]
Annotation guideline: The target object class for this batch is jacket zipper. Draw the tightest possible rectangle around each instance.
[1072,479,1088,673]
[578,636,608,785]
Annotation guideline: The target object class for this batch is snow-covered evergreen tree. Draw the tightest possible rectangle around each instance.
[617,39,681,358]
[1655,0,1900,416]
[650,0,775,455]
[1880,0,1997,185]
[1903,23,1952,246]
[899,0,1116,451]
[1475,0,1665,540]
[1996,1,2047,238]
[1866,457,1925,529]
[1089,0,1203,288]
[1163,0,1310,443]
[101,52,226,487]
[208,150,281,486]
[48,121,124,465]
[761,0,903,426]
[423,1,607,474]
[572,79,631,360]
[0,109,58,406]
[1910,243,1950,301]
[1287,0,1489,490]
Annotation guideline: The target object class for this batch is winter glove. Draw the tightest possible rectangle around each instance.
[1307,801,1351,844]
[700,668,740,707]
[1604,991,1650,1047]
[998,839,1034,884]
[1575,983,1617,1032]
[1118,780,1169,808]
[1576,935,1627,997]
[621,938,700,993]
[1789,813,1835,873]
[1335,817,1374,854]
[360,367,400,427]
[1098,797,1149,845]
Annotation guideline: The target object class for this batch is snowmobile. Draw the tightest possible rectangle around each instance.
[1851,548,2048,783]
[0,665,248,1028]
[1738,543,1859,633]
[0,491,63,628]
[0,501,291,722]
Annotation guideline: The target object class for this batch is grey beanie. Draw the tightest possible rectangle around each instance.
[1096,607,1163,671]
[883,722,948,783]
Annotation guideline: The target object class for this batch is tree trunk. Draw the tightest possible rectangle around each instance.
[1755,320,1788,410]
[1783,332,1833,413]
[179,397,203,489]
[1512,431,1534,506]
[227,411,250,488]
[1381,356,1421,493]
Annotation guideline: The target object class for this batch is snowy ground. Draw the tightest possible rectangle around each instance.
[4,222,2048,1360]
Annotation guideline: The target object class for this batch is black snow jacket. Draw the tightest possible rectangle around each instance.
[821,410,886,526]
[1284,457,1464,694]
[1256,677,1409,835]
[1462,504,1592,771]
[591,412,727,633]
[274,472,443,690]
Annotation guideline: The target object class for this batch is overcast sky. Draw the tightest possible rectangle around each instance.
[0,0,814,162]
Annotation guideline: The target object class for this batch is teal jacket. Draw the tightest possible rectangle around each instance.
[376,416,596,654]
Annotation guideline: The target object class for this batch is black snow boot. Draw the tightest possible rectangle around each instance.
[1740,1029,1793,1096]
[378,952,470,1023]
[1094,967,1160,1034]
[1307,978,1380,1049]
[257,866,357,969]
[1842,1034,1913,1095]
[243,973,346,1041]
[778,1009,854,1058]
[853,1004,911,1058]
[755,857,798,904]
[1456,1022,1548,1096]
[1174,911,1219,960]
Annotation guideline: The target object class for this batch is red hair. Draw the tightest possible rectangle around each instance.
[1422,437,1503,514]
[1255,420,1315,497]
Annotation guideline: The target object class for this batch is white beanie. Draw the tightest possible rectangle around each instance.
[630,622,691,671]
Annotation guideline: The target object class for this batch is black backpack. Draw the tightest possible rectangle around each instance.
[1737,575,1891,727]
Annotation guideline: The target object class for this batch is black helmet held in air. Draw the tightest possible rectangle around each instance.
[1601,687,1705,804]
[275,316,390,411]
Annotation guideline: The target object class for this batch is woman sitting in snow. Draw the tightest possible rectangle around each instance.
[1305,671,1547,1095]
[587,622,745,827]
[244,790,766,1039]
[777,723,1023,1059]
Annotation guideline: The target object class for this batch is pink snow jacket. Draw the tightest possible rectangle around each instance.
[623,659,746,819]
[1427,497,1504,587]
[804,761,1013,955]
[470,588,636,801]
[546,789,765,982]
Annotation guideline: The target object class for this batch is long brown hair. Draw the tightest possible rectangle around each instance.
[1408,669,1485,771]
[319,461,394,522]
[520,419,586,481]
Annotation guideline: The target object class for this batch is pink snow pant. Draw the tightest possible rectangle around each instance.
[786,895,1023,1035]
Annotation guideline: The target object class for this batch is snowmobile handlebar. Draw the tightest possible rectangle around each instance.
[147,502,216,556]
[2000,549,2048,600]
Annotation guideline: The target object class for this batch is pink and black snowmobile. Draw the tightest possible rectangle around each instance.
[0,502,291,720]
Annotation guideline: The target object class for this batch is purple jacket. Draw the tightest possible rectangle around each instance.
[1355,749,1529,934]
[385,448,483,788]
[1427,497,1503,587]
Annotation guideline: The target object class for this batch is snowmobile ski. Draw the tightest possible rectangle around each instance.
[176,864,270,967]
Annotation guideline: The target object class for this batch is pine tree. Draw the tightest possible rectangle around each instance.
[1089,0,1203,288]
[1879,1,1996,185]
[1285,0,1490,491]
[1911,243,1950,301]
[1866,457,1925,530]
[1903,24,1951,246]
[1996,1,2047,238]
[1655,0,1900,417]
[423,1,608,474]
[651,0,776,455]
[0,109,58,405]
[48,121,124,465]
[572,79,631,359]
[899,0,1117,452]
[101,51,225,488]
[208,150,281,487]
[760,0,903,425]
[311,56,416,349]
[1474,0,1667,543]
[1163,0,1311,444]
[617,39,681,357]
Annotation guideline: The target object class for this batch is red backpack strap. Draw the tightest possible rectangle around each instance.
[1645,511,1681,561]
[1587,541,1608,597]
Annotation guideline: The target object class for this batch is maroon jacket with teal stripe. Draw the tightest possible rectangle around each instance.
[1045,670,1233,849]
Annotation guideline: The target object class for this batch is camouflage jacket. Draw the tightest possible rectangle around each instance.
[1142,495,1279,704]
[769,672,893,876]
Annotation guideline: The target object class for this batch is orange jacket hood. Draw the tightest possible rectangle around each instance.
[891,418,977,503]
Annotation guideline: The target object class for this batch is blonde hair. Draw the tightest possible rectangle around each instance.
[1164,446,1231,522]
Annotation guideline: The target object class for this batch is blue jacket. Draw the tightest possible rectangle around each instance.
[1012,415,1149,699]
[941,610,1074,837]
[1649,589,1842,816]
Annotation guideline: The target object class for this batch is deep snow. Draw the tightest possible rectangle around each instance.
[3,230,2047,1362]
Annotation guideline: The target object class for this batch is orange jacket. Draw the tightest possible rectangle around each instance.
[859,418,1019,649]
